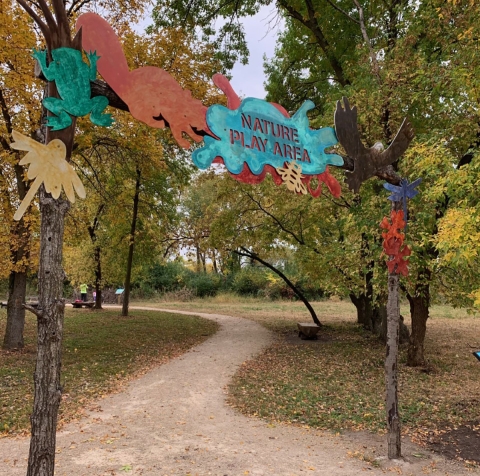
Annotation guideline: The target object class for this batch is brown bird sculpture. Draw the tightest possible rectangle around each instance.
[334,97,414,193]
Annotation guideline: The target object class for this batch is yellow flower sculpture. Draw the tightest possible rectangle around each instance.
[11,130,86,221]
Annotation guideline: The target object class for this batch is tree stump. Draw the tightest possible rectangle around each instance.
[297,322,321,340]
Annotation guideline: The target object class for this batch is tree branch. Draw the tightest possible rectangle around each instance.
[16,0,52,47]
[234,246,322,326]
[353,0,380,80]
[325,0,360,24]
[24,303,44,319]
[244,191,306,245]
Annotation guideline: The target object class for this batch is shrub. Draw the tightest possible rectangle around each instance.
[187,273,221,298]
[232,267,269,296]
[144,261,193,292]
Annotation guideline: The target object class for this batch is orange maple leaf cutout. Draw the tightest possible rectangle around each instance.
[381,210,410,276]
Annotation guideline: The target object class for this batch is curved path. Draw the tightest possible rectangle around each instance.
[0,308,471,475]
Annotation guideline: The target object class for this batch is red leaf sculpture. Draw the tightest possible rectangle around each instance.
[380,210,410,276]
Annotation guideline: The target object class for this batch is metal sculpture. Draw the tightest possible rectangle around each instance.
[380,210,411,276]
[76,13,210,149]
[384,178,422,226]
[33,47,112,130]
[11,130,86,220]
[335,97,414,193]
[193,74,343,197]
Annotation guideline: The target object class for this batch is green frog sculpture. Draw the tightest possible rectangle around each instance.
[33,47,113,130]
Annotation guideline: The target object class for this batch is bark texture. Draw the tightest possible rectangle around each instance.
[22,12,81,474]
[406,279,430,367]
[2,160,30,349]
[26,190,69,476]
[93,245,103,309]
[386,274,401,459]
[3,270,27,349]
[349,292,374,329]
[88,204,105,310]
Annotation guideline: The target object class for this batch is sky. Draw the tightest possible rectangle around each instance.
[137,5,283,100]
[228,5,283,100]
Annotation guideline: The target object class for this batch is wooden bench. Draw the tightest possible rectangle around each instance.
[1,301,39,308]
[297,322,321,340]
[71,301,95,309]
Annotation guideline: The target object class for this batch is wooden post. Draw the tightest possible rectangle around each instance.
[385,272,401,459]
[384,200,403,459]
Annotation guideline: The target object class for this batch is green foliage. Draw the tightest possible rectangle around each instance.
[149,0,267,71]
[186,272,221,297]
[142,261,194,292]
[232,267,269,296]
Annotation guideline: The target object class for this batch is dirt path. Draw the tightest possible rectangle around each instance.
[0,308,474,475]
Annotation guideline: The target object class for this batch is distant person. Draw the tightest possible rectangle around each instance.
[80,283,88,302]
[93,290,96,302]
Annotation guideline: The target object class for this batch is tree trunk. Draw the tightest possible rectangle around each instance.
[88,205,105,310]
[234,247,322,326]
[212,251,218,273]
[406,279,430,367]
[385,274,401,459]
[3,163,30,350]
[3,270,27,349]
[122,167,141,317]
[349,292,374,329]
[375,305,410,345]
[24,24,81,474]
[26,189,69,476]
[195,245,201,273]
[94,245,102,310]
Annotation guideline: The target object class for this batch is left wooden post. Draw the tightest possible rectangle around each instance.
[15,1,79,474]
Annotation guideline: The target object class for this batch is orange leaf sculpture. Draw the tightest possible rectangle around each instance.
[76,13,210,149]
[380,210,411,276]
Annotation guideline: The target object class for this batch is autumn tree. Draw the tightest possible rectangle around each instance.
[154,0,480,366]
[64,24,223,313]
[0,1,42,349]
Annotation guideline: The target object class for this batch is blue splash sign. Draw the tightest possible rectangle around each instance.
[192,98,343,176]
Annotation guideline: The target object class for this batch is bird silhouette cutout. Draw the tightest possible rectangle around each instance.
[334,97,415,193]
[11,130,86,220]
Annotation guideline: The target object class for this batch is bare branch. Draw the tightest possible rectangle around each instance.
[50,0,70,40]
[24,303,44,319]
[35,0,57,33]
[16,0,52,47]
[244,190,306,245]
[353,0,380,79]
[325,0,360,24]
[0,88,13,136]
[68,0,93,16]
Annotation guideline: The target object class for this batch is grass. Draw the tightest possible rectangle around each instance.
[134,295,480,446]
[0,307,218,436]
